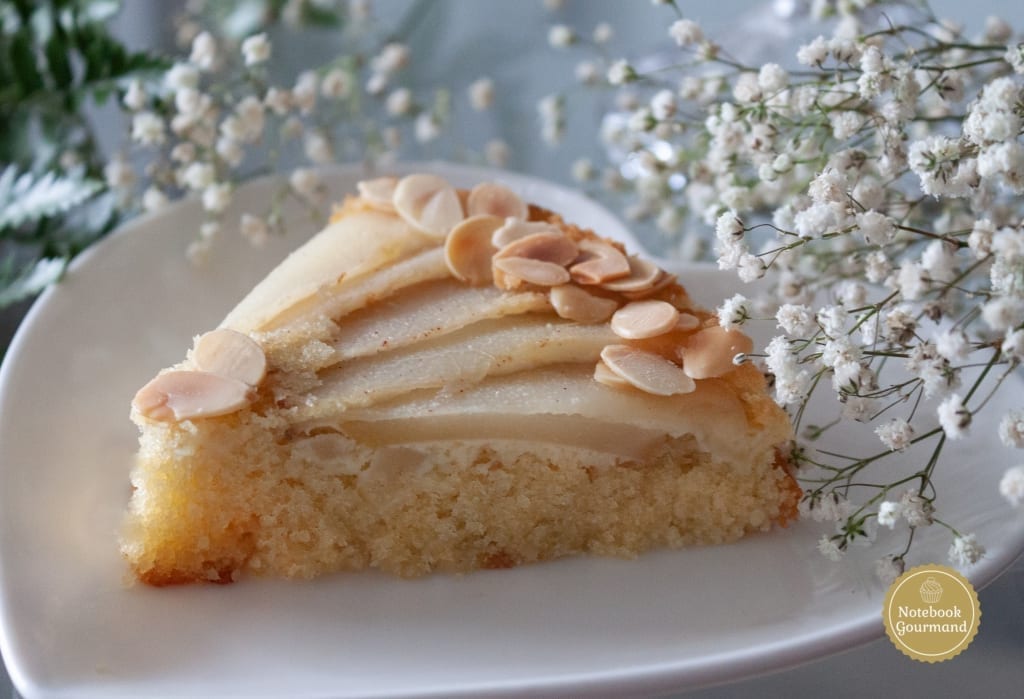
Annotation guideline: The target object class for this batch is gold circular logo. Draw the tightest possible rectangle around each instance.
[882,564,981,662]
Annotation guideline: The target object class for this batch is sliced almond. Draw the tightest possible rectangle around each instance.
[676,313,701,331]
[133,370,252,422]
[491,218,561,248]
[593,359,630,388]
[600,255,663,293]
[356,177,398,211]
[620,270,676,300]
[495,232,578,266]
[493,256,570,287]
[193,328,267,386]
[393,174,464,239]
[444,215,501,285]
[680,326,754,379]
[609,300,680,340]
[549,284,619,323]
[466,182,529,220]
[600,344,696,396]
[569,239,630,285]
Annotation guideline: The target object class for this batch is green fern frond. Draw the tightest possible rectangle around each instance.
[0,166,102,230]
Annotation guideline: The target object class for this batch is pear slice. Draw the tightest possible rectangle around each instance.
[331,279,549,363]
[223,210,434,332]
[311,317,618,410]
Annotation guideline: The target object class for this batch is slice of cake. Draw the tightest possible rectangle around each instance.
[122,173,798,585]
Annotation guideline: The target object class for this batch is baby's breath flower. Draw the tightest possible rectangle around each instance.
[571,158,595,182]
[669,19,703,47]
[123,79,147,111]
[180,163,215,193]
[900,490,935,527]
[717,293,750,330]
[293,71,319,114]
[875,555,905,585]
[938,394,971,439]
[797,35,829,66]
[131,112,166,146]
[592,22,613,45]
[165,62,199,91]
[468,78,495,111]
[304,130,334,164]
[414,112,440,143]
[321,68,353,99]
[650,89,677,121]
[385,88,413,116]
[877,501,902,529]
[757,63,788,93]
[607,59,636,86]
[948,533,985,567]
[981,296,1024,332]
[876,418,915,453]
[776,303,815,337]
[1003,43,1024,74]
[189,31,218,71]
[999,465,1024,505]
[264,87,292,115]
[817,535,844,561]
[372,43,410,75]
[548,24,575,48]
[241,33,271,66]
[484,139,509,167]
[1001,329,1024,362]
[289,168,323,204]
[999,411,1024,448]
[240,213,268,246]
[201,182,231,213]
[142,186,168,213]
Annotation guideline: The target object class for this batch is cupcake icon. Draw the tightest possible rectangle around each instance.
[919,576,943,604]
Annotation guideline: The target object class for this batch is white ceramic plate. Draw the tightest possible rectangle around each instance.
[1,163,1023,698]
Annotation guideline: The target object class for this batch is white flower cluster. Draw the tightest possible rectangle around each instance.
[115,6,503,260]
[551,2,1024,572]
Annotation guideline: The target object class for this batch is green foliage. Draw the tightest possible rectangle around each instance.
[0,0,165,308]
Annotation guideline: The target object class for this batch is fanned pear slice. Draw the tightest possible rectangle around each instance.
[331,279,550,363]
[310,365,766,466]
[312,318,618,410]
[223,209,433,332]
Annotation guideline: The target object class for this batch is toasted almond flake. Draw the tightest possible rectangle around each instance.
[356,177,398,211]
[549,284,619,323]
[609,300,680,340]
[444,215,502,285]
[600,255,663,293]
[593,359,630,388]
[495,231,578,266]
[393,174,464,239]
[600,344,695,396]
[193,328,267,386]
[680,326,754,379]
[133,370,252,422]
[492,256,570,286]
[676,313,700,331]
[620,270,676,300]
[569,239,630,285]
[466,182,529,220]
[491,218,561,248]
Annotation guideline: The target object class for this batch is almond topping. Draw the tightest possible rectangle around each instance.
[549,284,619,323]
[193,328,267,386]
[593,359,630,388]
[444,215,501,285]
[466,182,529,220]
[133,371,252,422]
[600,255,663,293]
[609,300,680,340]
[356,177,398,210]
[569,239,630,285]
[680,326,754,379]
[492,256,570,287]
[600,344,696,396]
[491,218,561,248]
[676,313,701,331]
[393,174,465,239]
[495,231,578,266]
